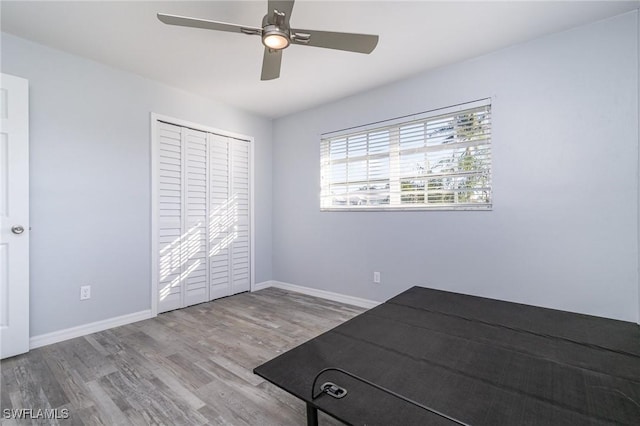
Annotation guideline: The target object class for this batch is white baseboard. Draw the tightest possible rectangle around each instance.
[253,280,380,310]
[253,280,275,291]
[30,309,154,350]
[29,283,376,350]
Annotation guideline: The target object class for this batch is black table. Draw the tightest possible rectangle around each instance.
[254,286,640,425]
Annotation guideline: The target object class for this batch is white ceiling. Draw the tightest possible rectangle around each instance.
[2,1,638,118]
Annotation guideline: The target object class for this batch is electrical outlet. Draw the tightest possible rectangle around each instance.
[80,285,91,300]
[373,272,381,284]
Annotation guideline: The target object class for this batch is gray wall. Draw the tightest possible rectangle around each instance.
[2,9,638,337]
[1,33,273,336]
[272,11,639,322]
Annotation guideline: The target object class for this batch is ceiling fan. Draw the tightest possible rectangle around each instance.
[157,0,379,81]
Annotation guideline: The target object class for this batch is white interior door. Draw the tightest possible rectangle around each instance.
[0,73,30,359]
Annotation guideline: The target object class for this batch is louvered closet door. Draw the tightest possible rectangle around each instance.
[183,129,209,306]
[230,140,250,294]
[157,123,184,312]
[208,134,232,300]
[156,121,250,313]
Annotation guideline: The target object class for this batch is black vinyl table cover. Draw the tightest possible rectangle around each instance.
[253,286,640,425]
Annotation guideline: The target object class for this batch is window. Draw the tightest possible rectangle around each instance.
[320,99,492,211]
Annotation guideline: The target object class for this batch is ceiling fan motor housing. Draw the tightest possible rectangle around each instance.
[262,24,290,50]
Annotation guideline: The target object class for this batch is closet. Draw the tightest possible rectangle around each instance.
[154,120,251,313]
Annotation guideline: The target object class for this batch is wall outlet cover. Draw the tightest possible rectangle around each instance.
[80,285,91,300]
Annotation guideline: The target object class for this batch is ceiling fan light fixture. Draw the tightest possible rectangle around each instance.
[157,0,379,81]
[262,25,290,50]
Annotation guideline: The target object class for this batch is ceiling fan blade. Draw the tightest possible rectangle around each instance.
[261,48,283,81]
[267,1,295,26]
[291,29,379,54]
[157,13,262,35]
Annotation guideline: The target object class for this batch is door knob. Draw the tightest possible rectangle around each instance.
[11,225,24,235]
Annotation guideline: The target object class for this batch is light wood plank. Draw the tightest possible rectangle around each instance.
[0,288,364,424]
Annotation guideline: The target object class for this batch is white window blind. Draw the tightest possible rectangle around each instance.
[320,99,492,211]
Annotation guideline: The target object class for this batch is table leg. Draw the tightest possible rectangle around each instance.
[306,403,319,426]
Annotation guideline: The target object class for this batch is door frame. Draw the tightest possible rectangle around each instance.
[150,113,255,316]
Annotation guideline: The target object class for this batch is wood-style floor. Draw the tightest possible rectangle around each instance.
[1,288,365,425]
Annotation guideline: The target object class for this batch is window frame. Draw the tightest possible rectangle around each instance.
[320,99,492,212]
